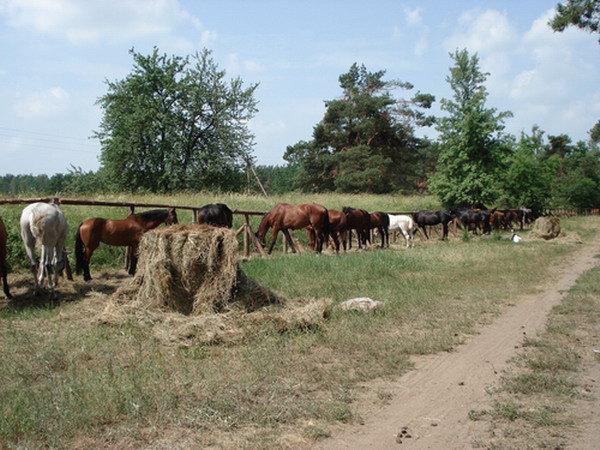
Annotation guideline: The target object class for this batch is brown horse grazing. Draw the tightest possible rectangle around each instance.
[342,207,370,249]
[366,211,390,248]
[306,209,347,253]
[0,217,12,299]
[75,208,178,281]
[490,210,507,231]
[257,203,329,254]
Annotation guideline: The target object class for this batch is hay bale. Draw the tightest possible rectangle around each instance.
[114,224,281,315]
[101,224,332,346]
[531,217,561,240]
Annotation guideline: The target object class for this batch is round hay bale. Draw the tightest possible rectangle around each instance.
[117,224,280,315]
[531,217,561,240]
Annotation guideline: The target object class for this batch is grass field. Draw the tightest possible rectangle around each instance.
[0,194,597,448]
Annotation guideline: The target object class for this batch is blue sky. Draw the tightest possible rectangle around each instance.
[0,0,598,176]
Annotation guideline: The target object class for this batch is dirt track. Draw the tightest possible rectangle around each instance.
[318,235,600,449]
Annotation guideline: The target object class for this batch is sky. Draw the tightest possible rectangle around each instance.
[0,0,598,176]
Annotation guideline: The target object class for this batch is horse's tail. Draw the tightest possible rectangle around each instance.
[74,224,85,274]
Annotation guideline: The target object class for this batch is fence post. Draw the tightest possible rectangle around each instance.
[243,214,250,257]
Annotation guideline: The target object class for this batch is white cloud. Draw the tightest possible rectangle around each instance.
[404,7,422,27]
[442,7,599,142]
[0,0,214,45]
[15,87,70,117]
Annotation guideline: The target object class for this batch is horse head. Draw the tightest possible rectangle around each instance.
[166,208,178,225]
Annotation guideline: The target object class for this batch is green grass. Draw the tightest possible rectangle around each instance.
[476,261,600,449]
[0,194,597,448]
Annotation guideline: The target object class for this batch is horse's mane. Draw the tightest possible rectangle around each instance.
[342,206,354,213]
[136,209,168,222]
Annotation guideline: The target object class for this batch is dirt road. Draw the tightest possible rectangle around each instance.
[318,236,600,449]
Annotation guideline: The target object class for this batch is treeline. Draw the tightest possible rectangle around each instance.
[3,43,599,211]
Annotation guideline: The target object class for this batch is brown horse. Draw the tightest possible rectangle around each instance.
[342,207,370,249]
[257,203,329,254]
[0,217,12,299]
[75,208,178,281]
[306,209,347,253]
[490,210,507,230]
[366,211,390,248]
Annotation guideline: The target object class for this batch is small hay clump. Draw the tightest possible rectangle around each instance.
[100,224,331,346]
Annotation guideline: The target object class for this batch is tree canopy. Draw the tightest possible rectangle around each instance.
[95,48,258,192]
[429,49,513,208]
[549,0,600,40]
[284,63,435,193]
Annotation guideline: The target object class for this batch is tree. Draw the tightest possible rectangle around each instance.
[95,48,258,192]
[284,63,434,193]
[429,49,513,207]
[500,128,556,211]
[549,0,600,40]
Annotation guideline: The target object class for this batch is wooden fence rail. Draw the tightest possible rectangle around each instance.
[1,197,598,259]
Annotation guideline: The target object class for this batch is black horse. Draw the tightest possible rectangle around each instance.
[197,203,233,228]
[413,210,455,240]
[451,209,491,234]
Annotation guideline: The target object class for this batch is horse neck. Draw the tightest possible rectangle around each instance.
[257,214,272,237]
[133,216,167,231]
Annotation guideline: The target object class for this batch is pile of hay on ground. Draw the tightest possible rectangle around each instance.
[99,224,331,346]
[528,216,582,244]
[531,217,561,240]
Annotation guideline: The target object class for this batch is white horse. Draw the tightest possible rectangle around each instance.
[20,202,69,297]
[388,214,416,248]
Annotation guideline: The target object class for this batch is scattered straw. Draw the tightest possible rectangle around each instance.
[98,225,331,346]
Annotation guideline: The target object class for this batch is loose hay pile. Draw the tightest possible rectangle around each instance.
[100,224,331,346]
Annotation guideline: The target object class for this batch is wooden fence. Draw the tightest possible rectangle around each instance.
[1,197,598,258]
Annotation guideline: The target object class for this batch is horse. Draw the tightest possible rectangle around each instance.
[413,210,455,240]
[451,209,491,235]
[489,209,507,230]
[197,203,233,228]
[366,211,389,248]
[20,202,69,298]
[306,209,347,253]
[342,207,370,249]
[388,214,416,248]
[75,208,178,281]
[0,217,12,299]
[502,209,525,230]
[257,203,329,254]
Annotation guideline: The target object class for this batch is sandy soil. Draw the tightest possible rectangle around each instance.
[318,235,600,450]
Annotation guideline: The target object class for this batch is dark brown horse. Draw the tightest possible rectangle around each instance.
[75,208,178,281]
[257,203,329,254]
[342,207,370,249]
[197,203,233,228]
[0,217,12,299]
[306,209,347,253]
[367,211,390,248]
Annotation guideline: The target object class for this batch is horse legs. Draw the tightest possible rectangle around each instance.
[281,229,298,253]
[128,245,139,275]
[268,227,280,254]
[1,262,12,299]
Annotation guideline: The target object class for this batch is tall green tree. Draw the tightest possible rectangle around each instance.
[284,63,434,193]
[429,49,513,207]
[95,48,258,192]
